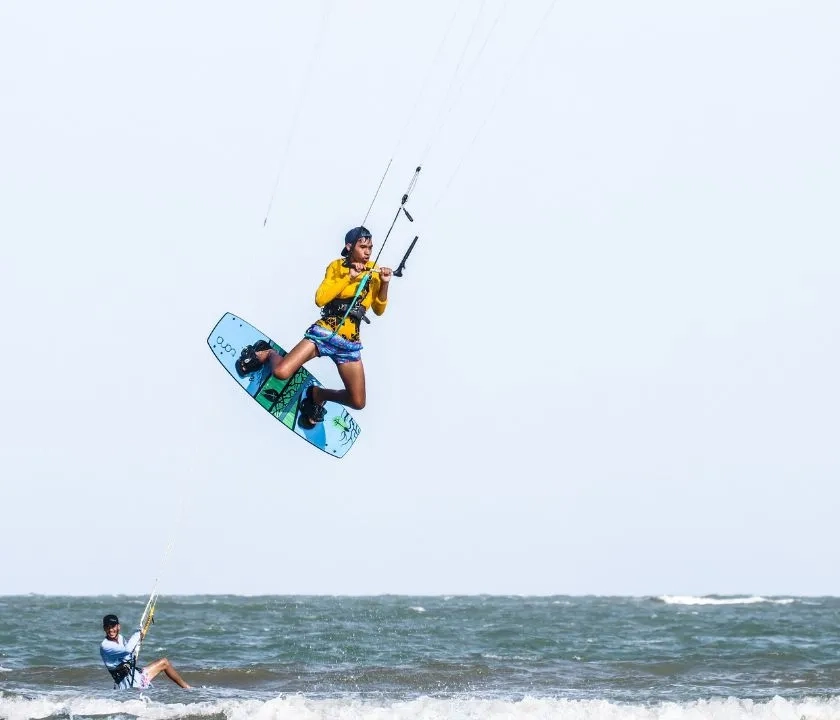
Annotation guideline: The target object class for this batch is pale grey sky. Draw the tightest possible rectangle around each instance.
[1,0,838,597]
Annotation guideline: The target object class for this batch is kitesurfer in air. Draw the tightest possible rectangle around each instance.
[99,614,191,689]
[235,226,392,428]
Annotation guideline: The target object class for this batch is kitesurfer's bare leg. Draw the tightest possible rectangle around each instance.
[313,359,366,410]
[143,657,191,688]
[255,340,318,381]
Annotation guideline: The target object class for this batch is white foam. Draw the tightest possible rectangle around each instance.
[2,694,840,720]
[658,595,795,606]
[410,606,426,613]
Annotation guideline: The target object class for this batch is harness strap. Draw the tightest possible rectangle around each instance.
[129,655,138,688]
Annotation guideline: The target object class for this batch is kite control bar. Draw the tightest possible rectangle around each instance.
[362,236,418,277]
[394,236,418,277]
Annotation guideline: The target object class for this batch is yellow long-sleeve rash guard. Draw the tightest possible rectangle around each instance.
[314,259,387,342]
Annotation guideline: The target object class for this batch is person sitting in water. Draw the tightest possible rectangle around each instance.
[235,225,393,428]
[99,614,191,689]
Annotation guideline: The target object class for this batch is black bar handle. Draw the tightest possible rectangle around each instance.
[394,236,419,277]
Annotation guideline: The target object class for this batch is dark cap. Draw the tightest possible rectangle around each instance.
[102,614,120,628]
[341,226,372,257]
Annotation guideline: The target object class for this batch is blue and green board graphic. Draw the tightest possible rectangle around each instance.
[207,312,361,458]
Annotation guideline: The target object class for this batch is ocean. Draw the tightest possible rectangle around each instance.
[1,594,839,719]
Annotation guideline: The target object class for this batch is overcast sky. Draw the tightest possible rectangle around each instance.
[1,0,838,597]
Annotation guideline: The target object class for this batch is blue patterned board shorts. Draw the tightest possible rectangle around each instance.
[304,323,363,365]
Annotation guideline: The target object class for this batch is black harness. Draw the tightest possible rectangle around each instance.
[321,298,370,325]
[108,660,135,687]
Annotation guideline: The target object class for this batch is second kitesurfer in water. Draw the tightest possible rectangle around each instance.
[99,614,191,690]
[235,226,392,428]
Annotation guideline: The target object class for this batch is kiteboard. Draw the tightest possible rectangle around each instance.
[207,312,361,458]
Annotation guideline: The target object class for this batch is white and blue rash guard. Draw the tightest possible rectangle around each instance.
[100,630,145,689]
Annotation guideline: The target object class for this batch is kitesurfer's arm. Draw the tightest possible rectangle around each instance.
[371,267,391,316]
[315,260,353,307]
[125,628,143,653]
[100,636,137,668]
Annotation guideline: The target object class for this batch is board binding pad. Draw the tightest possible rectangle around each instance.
[208,312,361,458]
